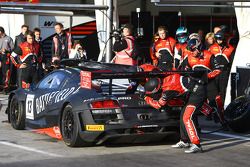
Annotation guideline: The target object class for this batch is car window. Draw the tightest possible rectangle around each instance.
[38,72,66,89]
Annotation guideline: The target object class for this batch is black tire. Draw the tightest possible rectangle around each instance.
[9,95,25,130]
[224,95,250,133]
[61,104,92,147]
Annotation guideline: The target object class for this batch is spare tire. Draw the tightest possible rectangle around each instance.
[224,95,250,133]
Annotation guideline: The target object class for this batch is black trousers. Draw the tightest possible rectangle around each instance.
[180,84,206,144]
[9,61,17,87]
[19,65,38,88]
[1,54,11,88]
[216,70,229,104]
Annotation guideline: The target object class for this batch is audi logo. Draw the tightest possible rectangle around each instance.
[137,113,152,120]
[138,100,147,106]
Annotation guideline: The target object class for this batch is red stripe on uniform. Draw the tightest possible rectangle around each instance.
[183,105,200,145]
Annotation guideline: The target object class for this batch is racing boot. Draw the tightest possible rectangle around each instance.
[184,144,203,153]
[171,140,190,148]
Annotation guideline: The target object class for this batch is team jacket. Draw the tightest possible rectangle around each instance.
[209,43,234,69]
[11,41,41,68]
[52,32,72,59]
[144,74,189,109]
[181,50,221,79]
[174,42,188,69]
[150,37,176,66]
[14,33,26,50]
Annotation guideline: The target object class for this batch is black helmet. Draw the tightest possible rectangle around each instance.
[214,30,225,41]
[187,38,201,52]
[219,25,228,33]
[144,78,161,94]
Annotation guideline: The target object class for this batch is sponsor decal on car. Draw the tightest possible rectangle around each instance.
[80,71,92,89]
[135,125,159,128]
[85,125,104,131]
[35,87,75,114]
[117,96,132,100]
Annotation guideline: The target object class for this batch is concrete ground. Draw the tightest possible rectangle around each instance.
[0,93,250,167]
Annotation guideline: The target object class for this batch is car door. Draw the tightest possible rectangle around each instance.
[31,71,67,123]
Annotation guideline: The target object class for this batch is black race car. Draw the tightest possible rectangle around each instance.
[6,61,181,147]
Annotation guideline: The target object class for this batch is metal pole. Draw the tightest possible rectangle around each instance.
[106,0,113,63]
[136,8,140,36]
[210,8,213,32]
[178,11,182,27]
[69,15,73,33]
[152,15,155,35]
[210,15,213,32]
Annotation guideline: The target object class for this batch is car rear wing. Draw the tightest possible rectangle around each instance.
[80,70,208,90]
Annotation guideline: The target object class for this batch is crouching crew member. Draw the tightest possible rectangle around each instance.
[140,73,206,153]
[11,31,41,89]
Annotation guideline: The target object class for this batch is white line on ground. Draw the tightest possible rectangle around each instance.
[202,130,250,141]
[0,141,64,157]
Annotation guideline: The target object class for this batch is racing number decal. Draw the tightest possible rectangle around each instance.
[26,94,35,120]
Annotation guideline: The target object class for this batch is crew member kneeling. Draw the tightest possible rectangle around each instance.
[140,74,206,153]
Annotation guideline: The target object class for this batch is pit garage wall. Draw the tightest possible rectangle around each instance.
[0,14,25,41]
[25,15,99,60]
[25,15,95,40]
[225,2,250,106]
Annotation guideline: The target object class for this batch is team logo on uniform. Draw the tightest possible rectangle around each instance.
[24,47,30,52]
[212,48,219,52]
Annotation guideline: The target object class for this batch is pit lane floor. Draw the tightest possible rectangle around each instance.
[0,94,250,167]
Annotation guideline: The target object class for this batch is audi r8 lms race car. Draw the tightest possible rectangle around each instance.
[5,60,182,147]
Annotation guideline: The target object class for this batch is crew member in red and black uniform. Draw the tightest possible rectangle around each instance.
[0,26,14,92]
[11,25,29,89]
[181,34,224,121]
[11,31,41,89]
[174,27,188,69]
[150,26,176,71]
[209,30,235,103]
[140,73,206,153]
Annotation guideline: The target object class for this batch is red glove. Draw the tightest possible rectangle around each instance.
[207,69,221,79]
